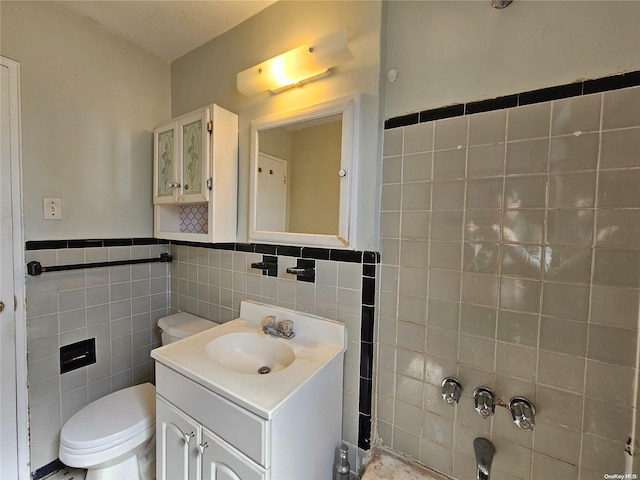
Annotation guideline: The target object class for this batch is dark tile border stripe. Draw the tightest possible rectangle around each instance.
[358,414,372,450]
[584,70,640,94]
[384,69,640,129]
[466,94,518,115]
[384,112,419,130]
[25,238,381,266]
[26,238,168,250]
[168,240,380,265]
[420,103,465,123]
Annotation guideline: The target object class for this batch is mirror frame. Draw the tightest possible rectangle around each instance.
[249,94,360,248]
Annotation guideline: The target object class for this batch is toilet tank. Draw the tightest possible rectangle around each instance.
[157,312,219,345]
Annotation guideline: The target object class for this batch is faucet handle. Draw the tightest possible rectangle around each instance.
[509,396,535,431]
[473,387,496,419]
[441,377,462,406]
[265,315,277,328]
[282,319,294,336]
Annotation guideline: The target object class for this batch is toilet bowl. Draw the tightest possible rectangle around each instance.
[59,312,218,479]
[59,383,156,480]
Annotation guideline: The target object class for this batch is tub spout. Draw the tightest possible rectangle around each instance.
[474,438,495,480]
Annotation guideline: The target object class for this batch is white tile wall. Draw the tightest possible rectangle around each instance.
[25,245,170,471]
[377,85,640,479]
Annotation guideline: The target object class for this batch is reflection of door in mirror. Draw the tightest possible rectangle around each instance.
[256,153,287,232]
[258,115,342,235]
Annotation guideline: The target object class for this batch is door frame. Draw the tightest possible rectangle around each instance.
[1,55,29,478]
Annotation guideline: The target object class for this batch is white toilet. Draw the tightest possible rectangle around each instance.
[59,312,218,480]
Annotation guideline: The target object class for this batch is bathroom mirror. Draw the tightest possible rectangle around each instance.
[249,94,359,248]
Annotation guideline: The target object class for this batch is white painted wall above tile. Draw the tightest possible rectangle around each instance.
[384,1,640,117]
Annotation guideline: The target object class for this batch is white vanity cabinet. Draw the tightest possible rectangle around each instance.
[154,354,344,480]
[152,301,346,480]
[157,396,266,480]
[153,104,238,243]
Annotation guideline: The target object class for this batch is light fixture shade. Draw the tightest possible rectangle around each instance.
[237,28,352,96]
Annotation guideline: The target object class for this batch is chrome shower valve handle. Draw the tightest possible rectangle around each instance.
[441,377,463,406]
[509,396,536,431]
[473,387,496,418]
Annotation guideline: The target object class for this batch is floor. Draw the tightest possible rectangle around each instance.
[361,447,449,480]
[44,467,87,480]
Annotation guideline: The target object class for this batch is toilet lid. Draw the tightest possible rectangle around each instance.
[60,383,155,451]
[158,312,218,339]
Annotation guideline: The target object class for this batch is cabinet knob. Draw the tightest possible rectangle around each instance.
[183,432,195,444]
[338,169,347,177]
[197,442,209,455]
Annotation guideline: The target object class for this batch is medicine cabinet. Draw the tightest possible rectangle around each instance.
[249,94,360,249]
[153,104,238,243]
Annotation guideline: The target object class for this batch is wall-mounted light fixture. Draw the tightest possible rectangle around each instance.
[236,28,352,96]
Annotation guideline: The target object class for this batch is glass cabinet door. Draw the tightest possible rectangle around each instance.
[182,119,203,196]
[154,123,178,204]
[153,106,211,206]
[179,107,210,204]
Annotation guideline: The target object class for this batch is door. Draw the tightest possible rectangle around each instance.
[157,396,200,480]
[0,56,27,480]
[256,153,287,232]
[201,427,267,480]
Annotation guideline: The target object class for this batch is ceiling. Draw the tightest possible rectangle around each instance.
[55,0,277,62]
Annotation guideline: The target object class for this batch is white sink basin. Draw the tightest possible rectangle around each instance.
[151,300,346,418]
[205,332,295,375]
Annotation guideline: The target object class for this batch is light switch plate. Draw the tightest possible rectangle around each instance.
[43,197,62,220]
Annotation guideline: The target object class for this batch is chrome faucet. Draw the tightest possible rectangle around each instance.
[474,437,495,480]
[262,315,295,339]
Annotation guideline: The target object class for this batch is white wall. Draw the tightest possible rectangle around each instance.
[384,1,640,118]
[171,0,383,250]
[0,1,171,241]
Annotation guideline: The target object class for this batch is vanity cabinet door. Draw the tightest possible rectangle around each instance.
[200,427,267,480]
[157,396,201,480]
